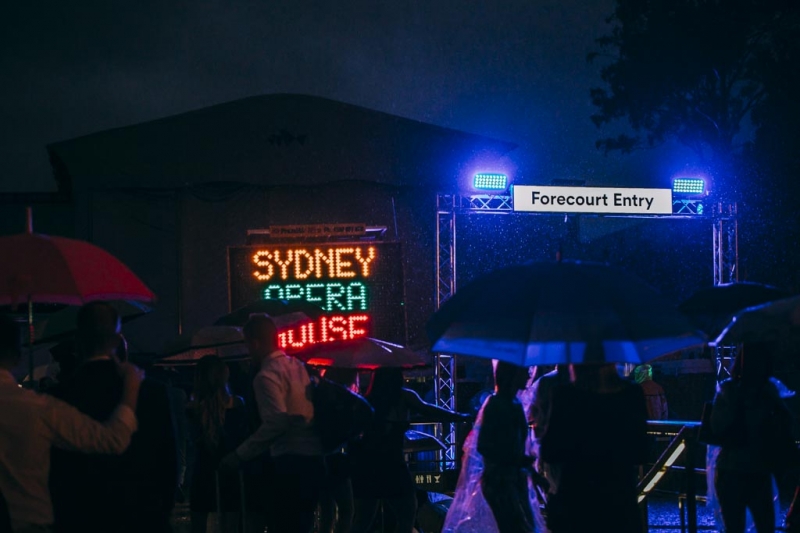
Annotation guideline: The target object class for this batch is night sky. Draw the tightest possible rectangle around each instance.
[0,0,699,193]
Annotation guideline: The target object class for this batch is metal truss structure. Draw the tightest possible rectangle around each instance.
[434,192,738,465]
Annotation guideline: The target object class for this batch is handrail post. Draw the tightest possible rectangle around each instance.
[685,430,698,533]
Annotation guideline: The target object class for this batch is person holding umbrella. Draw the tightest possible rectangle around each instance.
[709,342,796,533]
[349,368,470,533]
[477,361,539,533]
[428,260,705,532]
[540,358,649,533]
[187,355,249,533]
[0,313,144,533]
[48,302,178,533]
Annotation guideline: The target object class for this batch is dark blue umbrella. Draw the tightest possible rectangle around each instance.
[713,295,800,346]
[679,282,788,338]
[214,298,325,327]
[427,261,704,366]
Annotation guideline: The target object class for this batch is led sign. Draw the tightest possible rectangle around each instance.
[228,242,406,348]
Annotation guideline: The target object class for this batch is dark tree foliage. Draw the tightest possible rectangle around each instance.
[591,1,800,288]
[590,0,798,177]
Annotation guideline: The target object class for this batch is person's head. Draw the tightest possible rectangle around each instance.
[493,360,529,394]
[366,367,404,411]
[194,355,230,401]
[570,363,620,391]
[0,314,21,370]
[50,339,78,380]
[193,355,231,447]
[323,367,358,389]
[76,302,121,361]
[633,364,653,384]
[243,314,278,365]
[732,341,775,385]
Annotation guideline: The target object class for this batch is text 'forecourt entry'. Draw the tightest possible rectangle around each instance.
[512,185,673,215]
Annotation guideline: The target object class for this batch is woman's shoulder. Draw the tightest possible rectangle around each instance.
[229,395,246,409]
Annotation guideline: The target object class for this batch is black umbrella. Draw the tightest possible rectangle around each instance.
[215,299,325,327]
[679,282,788,338]
[162,312,313,364]
[294,337,428,369]
[713,295,800,346]
[427,261,704,366]
[161,325,247,363]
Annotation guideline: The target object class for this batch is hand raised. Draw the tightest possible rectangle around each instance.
[118,362,145,386]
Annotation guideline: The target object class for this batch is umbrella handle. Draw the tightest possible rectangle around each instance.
[28,296,35,390]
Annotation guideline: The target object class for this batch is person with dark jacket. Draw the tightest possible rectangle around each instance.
[349,368,469,533]
[48,302,177,533]
[711,342,795,533]
[0,313,143,533]
[187,355,248,533]
[540,362,648,533]
[477,361,537,533]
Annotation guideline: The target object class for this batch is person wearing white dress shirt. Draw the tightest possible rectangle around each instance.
[0,314,143,533]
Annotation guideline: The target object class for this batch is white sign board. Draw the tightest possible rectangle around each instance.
[513,185,673,214]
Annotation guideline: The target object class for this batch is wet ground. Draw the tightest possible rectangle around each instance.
[170,494,791,532]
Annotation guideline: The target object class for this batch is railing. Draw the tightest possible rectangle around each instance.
[641,421,703,533]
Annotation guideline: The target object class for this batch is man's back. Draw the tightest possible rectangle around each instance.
[49,360,177,533]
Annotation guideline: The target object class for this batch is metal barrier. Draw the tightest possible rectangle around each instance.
[640,420,703,533]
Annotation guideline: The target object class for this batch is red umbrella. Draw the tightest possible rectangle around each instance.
[0,233,155,306]
[0,210,155,385]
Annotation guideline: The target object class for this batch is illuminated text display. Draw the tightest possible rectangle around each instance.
[228,243,406,348]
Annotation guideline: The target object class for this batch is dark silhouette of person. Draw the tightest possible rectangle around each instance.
[477,361,537,533]
[0,313,143,532]
[527,365,569,496]
[148,366,190,502]
[48,302,177,533]
[711,342,794,533]
[0,489,10,533]
[318,367,360,533]
[633,364,668,420]
[188,355,249,533]
[540,362,648,533]
[350,367,469,533]
[220,314,324,533]
[48,339,78,384]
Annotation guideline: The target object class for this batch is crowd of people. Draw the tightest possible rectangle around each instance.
[0,308,471,533]
[0,303,797,533]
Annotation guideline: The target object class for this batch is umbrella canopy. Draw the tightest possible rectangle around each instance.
[0,232,155,306]
[162,312,314,363]
[713,295,800,346]
[294,337,428,369]
[161,325,247,363]
[679,282,788,338]
[33,300,152,344]
[214,299,325,327]
[427,261,704,366]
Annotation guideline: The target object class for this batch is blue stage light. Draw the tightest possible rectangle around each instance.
[473,173,508,191]
[672,178,705,195]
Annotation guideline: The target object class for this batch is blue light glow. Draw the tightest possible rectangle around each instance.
[672,178,705,195]
[473,173,508,191]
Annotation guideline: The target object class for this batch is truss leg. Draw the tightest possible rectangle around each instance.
[713,202,738,285]
[435,195,457,468]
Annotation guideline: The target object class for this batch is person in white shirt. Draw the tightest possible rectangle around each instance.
[222,314,324,533]
[0,313,143,533]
